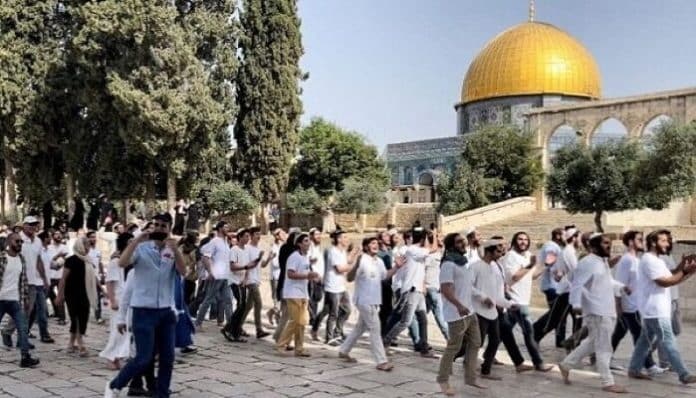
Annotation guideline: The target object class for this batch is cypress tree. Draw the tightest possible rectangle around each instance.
[233,0,304,203]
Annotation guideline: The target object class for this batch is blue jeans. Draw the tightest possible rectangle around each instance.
[425,288,449,340]
[28,286,50,338]
[503,306,544,366]
[110,308,176,397]
[629,317,691,382]
[0,301,30,356]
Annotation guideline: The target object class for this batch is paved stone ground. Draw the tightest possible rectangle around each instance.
[2,302,696,397]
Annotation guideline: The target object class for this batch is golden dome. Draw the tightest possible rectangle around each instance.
[462,22,601,104]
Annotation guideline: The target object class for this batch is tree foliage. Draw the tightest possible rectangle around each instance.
[334,176,388,217]
[285,186,324,215]
[233,0,304,203]
[206,181,258,216]
[462,124,544,202]
[436,162,501,216]
[289,117,388,197]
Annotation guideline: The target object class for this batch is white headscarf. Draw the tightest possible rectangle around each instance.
[74,237,97,309]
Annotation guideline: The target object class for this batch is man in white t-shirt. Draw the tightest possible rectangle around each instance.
[267,228,286,325]
[0,232,40,367]
[383,228,438,358]
[560,233,628,393]
[194,221,233,329]
[45,231,68,324]
[657,231,681,368]
[239,227,272,339]
[307,228,325,327]
[436,232,485,395]
[224,229,261,341]
[533,227,580,346]
[465,227,481,264]
[311,230,357,346]
[3,217,54,344]
[610,231,659,373]
[500,231,553,372]
[627,229,696,384]
[87,230,105,324]
[339,236,401,371]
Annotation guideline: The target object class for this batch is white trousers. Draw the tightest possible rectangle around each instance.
[339,304,387,365]
[562,314,615,387]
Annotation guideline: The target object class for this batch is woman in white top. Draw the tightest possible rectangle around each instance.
[338,237,402,371]
[100,233,133,369]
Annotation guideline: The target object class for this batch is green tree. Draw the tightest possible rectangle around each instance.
[233,0,304,203]
[546,141,645,232]
[206,181,258,216]
[285,186,324,215]
[289,117,389,197]
[462,124,544,202]
[636,121,696,208]
[436,162,501,216]
[334,176,388,219]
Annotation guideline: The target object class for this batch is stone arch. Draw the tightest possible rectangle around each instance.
[641,114,673,137]
[589,117,628,147]
[547,123,581,155]
[418,172,434,186]
[402,166,413,185]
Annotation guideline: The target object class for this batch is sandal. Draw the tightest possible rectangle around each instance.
[376,362,394,372]
[78,347,89,357]
[339,352,357,363]
[66,345,78,354]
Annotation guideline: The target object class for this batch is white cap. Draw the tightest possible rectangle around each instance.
[23,216,39,224]
[482,238,504,249]
[288,227,301,234]
[466,226,477,236]
[563,228,579,241]
[589,232,603,240]
[387,228,398,236]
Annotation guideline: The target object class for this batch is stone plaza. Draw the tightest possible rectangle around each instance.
[1,294,695,397]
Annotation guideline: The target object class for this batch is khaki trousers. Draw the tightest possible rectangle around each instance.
[436,315,480,384]
[276,299,308,354]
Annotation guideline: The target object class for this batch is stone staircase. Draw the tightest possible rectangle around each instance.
[474,209,602,246]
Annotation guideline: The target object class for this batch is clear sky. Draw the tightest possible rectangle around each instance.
[297,0,696,150]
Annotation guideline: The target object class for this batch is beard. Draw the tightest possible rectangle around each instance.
[149,231,168,241]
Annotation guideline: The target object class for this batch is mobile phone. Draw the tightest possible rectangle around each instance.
[257,251,264,262]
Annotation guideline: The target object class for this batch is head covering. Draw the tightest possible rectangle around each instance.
[589,232,603,240]
[482,239,504,249]
[23,216,39,225]
[466,226,477,236]
[308,227,319,235]
[563,228,579,241]
[288,227,301,234]
[74,237,98,310]
[387,228,398,236]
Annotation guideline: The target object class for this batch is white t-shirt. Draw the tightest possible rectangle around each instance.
[45,243,68,280]
[501,250,533,306]
[105,257,125,300]
[424,251,442,289]
[21,232,43,286]
[660,255,679,300]
[614,252,640,313]
[283,251,310,299]
[353,254,386,306]
[40,246,54,280]
[637,252,672,319]
[466,247,481,264]
[244,244,262,285]
[229,245,248,285]
[324,246,347,294]
[553,245,578,294]
[391,245,407,291]
[439,260,474,323]
[400,245,429,293]
[0,255,22,301]
[270,242,282,280]
[309,243,325,281]
[201,237,231,280]
[471,259,511,320]
[88,247,102,271]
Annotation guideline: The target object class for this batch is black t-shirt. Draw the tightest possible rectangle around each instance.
[64,255,88,303]
[276,242,295,300]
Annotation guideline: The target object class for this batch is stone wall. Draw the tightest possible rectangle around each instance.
[673,241,696,322]
[440,196,537,234]
[604,199,693,227]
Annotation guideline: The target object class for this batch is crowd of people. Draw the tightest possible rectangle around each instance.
[0,209,694,397]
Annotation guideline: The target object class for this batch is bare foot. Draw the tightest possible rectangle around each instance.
[465,381,488,389]
[559,364,571,385]
[602,385,628,394]
[516,364,534,373]
[438,383,455,396]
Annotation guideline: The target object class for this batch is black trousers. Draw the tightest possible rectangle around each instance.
[533,292,580,344]
[312,291,351,342]
[225,283,247,337]
[379,281,393,333]
[66,298,89,335]
[478,314,500,375]
[48,279,66,321]
[611,311,655,368]
[183,279,196,308]
[308,282,324,325]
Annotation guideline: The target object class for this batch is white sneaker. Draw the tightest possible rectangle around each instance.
[648,365,667,376]
[609,360,625,371]
[104,382,120,398]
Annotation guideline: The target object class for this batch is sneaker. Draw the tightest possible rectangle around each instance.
[610,361,625,371]
[327,338,341,347]
[20,355,39,368]
[40,336,55,344]
[680,374,696,384]
[126,386,151,397]
[2,333,12,349]
[647,365,666,376]
[180,346,197,355]
[256,331,270,339]
[104,381,121,398]
[310,330,319,341]
[27,332,36,339]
